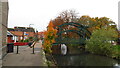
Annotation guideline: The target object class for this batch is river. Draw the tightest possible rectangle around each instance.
[52,46,120,67]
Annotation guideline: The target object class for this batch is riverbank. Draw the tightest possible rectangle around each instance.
[67,45,120,60]
[45,53,57,67]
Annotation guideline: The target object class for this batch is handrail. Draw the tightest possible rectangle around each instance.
[31,41,37,54]
[14,42,36,54]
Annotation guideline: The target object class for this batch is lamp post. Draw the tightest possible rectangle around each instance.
[29,24,34,38]
[22,27,27,41]
[29,24,34,27]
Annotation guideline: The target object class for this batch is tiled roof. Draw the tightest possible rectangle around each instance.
[8,27,35,32]
[38,32,44,35]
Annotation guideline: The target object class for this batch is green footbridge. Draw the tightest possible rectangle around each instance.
[53,22,91,45]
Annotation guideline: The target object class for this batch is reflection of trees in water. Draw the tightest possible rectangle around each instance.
[53,53,119,66]
[85,54,117,66]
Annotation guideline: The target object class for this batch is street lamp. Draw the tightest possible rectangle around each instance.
[29,24,34,38]
[29,24,34,27]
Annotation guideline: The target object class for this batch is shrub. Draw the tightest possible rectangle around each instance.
[23,39,29,42]
[29,37,33,41]
[20,40,24,42]
[111,45,120,59]
[86,27,118,56]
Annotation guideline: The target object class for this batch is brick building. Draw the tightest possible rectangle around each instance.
[38,31,44,39]
[7,31,15,43]
[8,27,35,42]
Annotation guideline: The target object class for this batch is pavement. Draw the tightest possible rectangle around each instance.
[2,41,48,67]
[0,60,2,68]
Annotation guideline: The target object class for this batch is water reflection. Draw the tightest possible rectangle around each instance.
[53,53,120,67]
[114,63,120,68]
[52,46,120,67]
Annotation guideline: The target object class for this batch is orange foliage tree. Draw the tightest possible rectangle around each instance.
[43,21,57,53]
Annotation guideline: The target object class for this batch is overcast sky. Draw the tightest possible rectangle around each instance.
[8,0,119,32]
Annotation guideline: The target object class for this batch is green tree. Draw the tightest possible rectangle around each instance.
[86,27,118,56]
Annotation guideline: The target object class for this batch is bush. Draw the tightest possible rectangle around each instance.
[85,28,118,56]
[23,39,29,42]
[111,45,120,59]
[20,40,24,42]
[29,37,33,41]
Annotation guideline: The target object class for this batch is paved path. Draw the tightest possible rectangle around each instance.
[2,42,48,67]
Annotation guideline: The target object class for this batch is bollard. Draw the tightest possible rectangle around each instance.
[16,45,19,54]
[32,45,35,54]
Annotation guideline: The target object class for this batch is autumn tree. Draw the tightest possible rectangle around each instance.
[43,21,57,53]
[59,9,79,22]
[94,17,116,28]
[52,16,64,28]
[52,9,79,27]
[51,10,118,42]
[78,15,117,33]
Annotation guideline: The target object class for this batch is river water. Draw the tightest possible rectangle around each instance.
[52,46,120,67]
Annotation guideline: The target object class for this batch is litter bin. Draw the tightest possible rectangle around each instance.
[7,43,14,53]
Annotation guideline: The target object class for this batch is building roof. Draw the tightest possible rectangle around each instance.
[38,32,44,35]
[7,31,15,36]
[8,27,35,32]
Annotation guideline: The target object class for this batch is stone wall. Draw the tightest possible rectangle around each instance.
[0,0,8,60]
